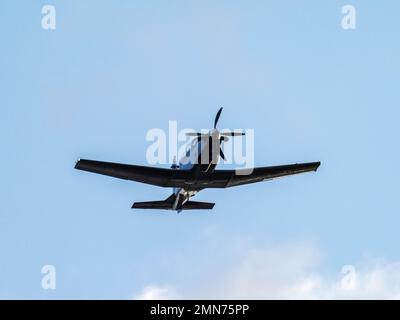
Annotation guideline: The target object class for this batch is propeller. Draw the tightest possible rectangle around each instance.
[219,136,226,160]
[214,107,223,128]
[185,132,203,137]
[219,149,226,160]
[220,131,245,136]
[185,107,245,161]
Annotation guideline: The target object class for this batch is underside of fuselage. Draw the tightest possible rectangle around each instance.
[170,137,220,210]
[133,137,222,211]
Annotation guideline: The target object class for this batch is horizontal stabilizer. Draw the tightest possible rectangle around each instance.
[181,201,215,210]
[132,194,175,209]
[132,199,215,210]
[132,200,173,209]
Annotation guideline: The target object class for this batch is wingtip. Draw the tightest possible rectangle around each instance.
[74,158,81,169]
[314,161,321,171]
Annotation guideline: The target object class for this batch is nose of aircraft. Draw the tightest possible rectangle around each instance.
[210,129,219,139]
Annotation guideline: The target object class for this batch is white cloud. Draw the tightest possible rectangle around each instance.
[134,285,179,300]
[215,243,322,299]
[134,243,400,299]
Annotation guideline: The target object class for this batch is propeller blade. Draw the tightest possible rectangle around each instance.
[220,148,226,160]
[214,107,223,128]
[220,131,245,136]
[185,132,203,136]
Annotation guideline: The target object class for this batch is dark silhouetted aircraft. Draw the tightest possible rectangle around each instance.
[75,108,320,211]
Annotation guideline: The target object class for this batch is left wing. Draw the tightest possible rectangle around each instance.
[75,159,189,188]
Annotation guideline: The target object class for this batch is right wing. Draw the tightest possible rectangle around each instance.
[75,159,189,188]
[209,162,321,188]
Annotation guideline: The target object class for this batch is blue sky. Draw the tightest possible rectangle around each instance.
[1,1,400,299]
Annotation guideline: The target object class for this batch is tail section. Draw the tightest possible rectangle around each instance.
[132,200,174,209]
[132,194,175,209]
[132,194,214,211]
[181,201,215,210]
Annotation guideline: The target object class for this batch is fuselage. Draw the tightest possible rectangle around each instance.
[171,130,221,210]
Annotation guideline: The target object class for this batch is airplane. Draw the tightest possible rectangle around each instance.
[75,108,320,211]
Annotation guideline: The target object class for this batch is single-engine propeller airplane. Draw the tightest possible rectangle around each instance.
[75,108,320,211]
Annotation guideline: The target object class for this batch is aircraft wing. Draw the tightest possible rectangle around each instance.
[75,159,189,188]
[210,162,321,188]
[75,159,320,189]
